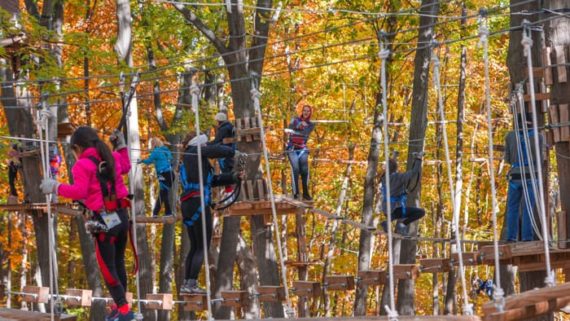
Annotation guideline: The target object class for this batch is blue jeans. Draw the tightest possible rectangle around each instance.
[506,179,536,241]
[287,148,309,196]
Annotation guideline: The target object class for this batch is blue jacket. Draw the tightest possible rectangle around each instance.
[142,146,173,174]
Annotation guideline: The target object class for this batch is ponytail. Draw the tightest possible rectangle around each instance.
[94,139,116,181]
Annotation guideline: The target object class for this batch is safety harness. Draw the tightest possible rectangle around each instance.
[381,181,408,215]
[86,156,139,275]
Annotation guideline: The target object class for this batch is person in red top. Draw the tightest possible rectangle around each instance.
[286,105,315,200]
[40,127,135,321]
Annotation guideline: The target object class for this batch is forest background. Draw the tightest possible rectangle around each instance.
[0,0,567,320]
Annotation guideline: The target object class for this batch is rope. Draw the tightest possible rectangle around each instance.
[250,76,295,318]
[479,16,504,311]
[512,87,543,239]
[378,41,397,321]
[37,105,57,321]
[432,49,473,315]
[521,21,554,287]
[191,83,214,320]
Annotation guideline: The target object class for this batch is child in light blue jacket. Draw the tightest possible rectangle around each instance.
[141,137,173,216]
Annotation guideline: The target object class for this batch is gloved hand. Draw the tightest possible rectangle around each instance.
[40,178,59,194]
[110,130,127,150]
[40,109,53,121]
[412,151,425,160]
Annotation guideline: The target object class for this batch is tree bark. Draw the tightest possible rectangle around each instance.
[398,0,440,315]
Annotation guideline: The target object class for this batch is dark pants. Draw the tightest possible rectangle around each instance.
[181,197,212,280]
[287,149,309,196]
[390,206,425,225]
[8,163,18,197]
[94,208,129,307]
[153,170,173,216]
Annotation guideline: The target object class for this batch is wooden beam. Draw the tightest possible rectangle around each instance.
[324,275,355,291]
[523,92,551,102]
[0,308,77,321]
[420,258,451,273]
[134,215,179,224]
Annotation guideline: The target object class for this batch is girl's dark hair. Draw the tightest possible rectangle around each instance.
[70,126,115,181]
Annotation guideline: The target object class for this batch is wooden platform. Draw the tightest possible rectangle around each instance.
[0,308,76,321]
[478,241,570,272]
[134,215,180,224]
[222,196,313,216]
[226,317,480,321]
[0,203,83,217]
[482,282,570,321]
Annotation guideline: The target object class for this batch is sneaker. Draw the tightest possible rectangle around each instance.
[396,222,408,236]
[117,311,137,321]
[180,279,193,294]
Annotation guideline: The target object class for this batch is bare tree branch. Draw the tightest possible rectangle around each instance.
[172,4,227,54]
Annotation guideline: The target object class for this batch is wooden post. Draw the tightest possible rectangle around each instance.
[295,207,309,317]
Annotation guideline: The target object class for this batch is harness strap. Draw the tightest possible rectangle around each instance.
[128,221,139,275]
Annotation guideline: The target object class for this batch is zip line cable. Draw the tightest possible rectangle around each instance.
[479,15,504,312]
[191,83,214,320]
[0,0,539,88]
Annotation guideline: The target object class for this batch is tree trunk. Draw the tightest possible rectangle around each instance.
[236,234,260,318]
[115,0,154,319]
[399,0,440,315]
[545,0,570,268]
[355,8,398,315]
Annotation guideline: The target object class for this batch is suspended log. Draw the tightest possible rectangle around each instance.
[220,291,250,308]
[323,275,355,291]
[358,270,386,287]
[64,289,92,307]
[292,281,321,298]
[257,286,285,303]
[181,293,208,311]
[21,286,49,304]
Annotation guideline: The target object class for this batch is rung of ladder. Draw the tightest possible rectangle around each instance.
[257,286,285,302]
[324,275,355,291]
[220,291,249,308]
[144,293,173,310]
[291,281,321,298]
[181,293,208,311]
[64,289,92,307]
[358,270,386,286]
[21,286,49,304]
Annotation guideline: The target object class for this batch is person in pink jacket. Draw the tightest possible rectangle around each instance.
[40,126,136,321]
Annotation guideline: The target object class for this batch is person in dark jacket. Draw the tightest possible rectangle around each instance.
[378,152,425,236]
[504,113,545,242]
[179,131,245,293]
[7,143,21,198]
[208,112,236,194]
[140,137,173,216]
[286,105,315,200]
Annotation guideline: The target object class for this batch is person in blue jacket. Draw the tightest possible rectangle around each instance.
[140,137,173,216]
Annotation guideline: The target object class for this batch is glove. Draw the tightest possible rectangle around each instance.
[284,128,295,134]
[40,109,53,121]
[110,130,127,150]
[412,151,425,160]
[40,178,59,194]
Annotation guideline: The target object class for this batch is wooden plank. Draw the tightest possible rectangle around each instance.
[235,118,243,142]
[485,297,570,321]
[358,270,386,286]
[531,67,544,78]
[257,286,285,302]
[420,258,451,273]
[292,281,321,298]
[64,289,92,307]
[182,293,208,311]
[135,215,178,224]
[549,104,561,143]
[221,290,249,308]
[451,252,480,266]
[393,264,419,280]
[0,309,77,321]
[560,104,569,141]
[22,286,49,304]
[482,282,570,313]
[246,180,254,201]
[554,45,567,83]
[523,92,550,102]
[145,293,173,310]
[324,275,355,291]
[257,179,266,200]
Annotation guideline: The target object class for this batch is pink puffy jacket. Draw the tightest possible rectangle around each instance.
[57,147,131,211]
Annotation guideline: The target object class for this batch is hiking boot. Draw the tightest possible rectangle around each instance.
[181,279,206,294]
[116,311,137,321]
[180,279,193,294]
[302,193,313,201]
